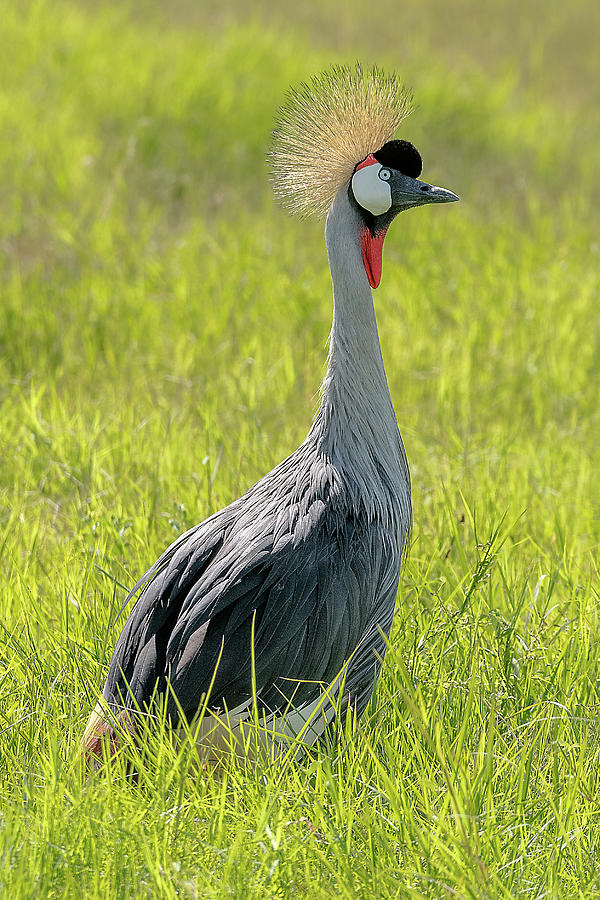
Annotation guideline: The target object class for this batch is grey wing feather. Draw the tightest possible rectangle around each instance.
[103,471,403,726]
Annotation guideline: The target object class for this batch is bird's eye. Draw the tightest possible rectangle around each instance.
[378,168,391,181]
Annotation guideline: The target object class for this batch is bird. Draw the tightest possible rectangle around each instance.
[82,64,458,764]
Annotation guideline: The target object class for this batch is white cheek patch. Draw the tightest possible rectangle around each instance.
[351,162,392,216]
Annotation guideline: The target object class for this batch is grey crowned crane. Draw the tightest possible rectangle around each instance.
[83,65,458,762]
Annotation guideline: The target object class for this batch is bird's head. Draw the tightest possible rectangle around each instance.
[270,64,459,288]
[350,139,459,288]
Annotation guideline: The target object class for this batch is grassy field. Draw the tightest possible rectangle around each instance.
[1,0,599,896]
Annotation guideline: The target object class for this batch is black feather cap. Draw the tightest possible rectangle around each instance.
[373,139,422,178]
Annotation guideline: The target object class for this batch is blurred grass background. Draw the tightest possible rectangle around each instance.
[1,0,599,896]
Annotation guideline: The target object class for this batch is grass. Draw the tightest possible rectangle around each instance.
[1,0,599,896]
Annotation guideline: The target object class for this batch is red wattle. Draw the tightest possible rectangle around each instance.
[361,228,387,289]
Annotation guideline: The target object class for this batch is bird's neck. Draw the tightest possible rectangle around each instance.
[312,188,400,470]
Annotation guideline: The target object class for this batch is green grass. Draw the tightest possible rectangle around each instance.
[1,0,600,896]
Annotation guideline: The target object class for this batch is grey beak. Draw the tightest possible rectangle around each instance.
[392,172,460,208]
[416,182,460,203]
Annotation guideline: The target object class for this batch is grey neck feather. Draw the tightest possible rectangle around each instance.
[306,186,410,527]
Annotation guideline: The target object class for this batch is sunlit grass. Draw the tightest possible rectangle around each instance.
[1,0,599,896]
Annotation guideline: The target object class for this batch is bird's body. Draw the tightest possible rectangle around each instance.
[83,66,457,760]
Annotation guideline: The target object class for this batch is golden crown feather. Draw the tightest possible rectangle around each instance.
[270,64,413,219]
